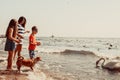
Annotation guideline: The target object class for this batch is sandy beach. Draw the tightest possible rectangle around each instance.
[0,55,28,80]
[0,57,53,80]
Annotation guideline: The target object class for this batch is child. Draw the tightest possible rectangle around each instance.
[28,26,41,59]
[5,19,20,70]
[13,16,29,60]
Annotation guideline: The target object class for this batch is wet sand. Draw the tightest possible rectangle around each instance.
[0,55,53,80]
[0,70,28,80]
[0,57,28,80]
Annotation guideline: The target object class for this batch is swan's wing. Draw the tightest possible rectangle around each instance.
[105,62,120,69]
[114,63,120,68]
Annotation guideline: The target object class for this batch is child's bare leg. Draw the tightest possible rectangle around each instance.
[17,44,22,57]
[13,44,22,60]
[13,45,18,60]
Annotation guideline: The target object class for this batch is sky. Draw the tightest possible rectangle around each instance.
[0,0,120,37]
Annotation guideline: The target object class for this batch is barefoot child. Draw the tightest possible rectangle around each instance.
[28,26,41,59]
[5,19,20,70]
[13,16,29,60]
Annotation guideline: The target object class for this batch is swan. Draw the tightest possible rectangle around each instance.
[96,58,120,71]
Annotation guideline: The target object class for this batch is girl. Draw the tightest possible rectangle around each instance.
[5,19,20,70]
[13,16,29,60]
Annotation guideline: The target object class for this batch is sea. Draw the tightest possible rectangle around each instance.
[1,37,120,80]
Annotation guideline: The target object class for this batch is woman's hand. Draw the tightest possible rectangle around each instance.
[15,39,21,43]
[25,30,30,33]
[17,34,24,39]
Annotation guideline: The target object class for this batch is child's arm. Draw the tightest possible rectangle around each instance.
[8,28,20,43]
[29,36,41,46]
[29,41,37,45]
[36,41,41,46]
[30,41,41,46]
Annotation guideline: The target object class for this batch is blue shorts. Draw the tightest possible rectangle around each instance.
[29,50,35,59]
[4,38,15,51]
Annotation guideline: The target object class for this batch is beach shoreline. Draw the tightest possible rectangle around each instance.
[1,37,120,80]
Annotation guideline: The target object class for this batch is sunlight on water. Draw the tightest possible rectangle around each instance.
[1,37,120,80]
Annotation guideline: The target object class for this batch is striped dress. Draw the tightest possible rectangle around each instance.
[18,24,25,44]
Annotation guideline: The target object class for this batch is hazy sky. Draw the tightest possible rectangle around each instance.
[0,0,120,37]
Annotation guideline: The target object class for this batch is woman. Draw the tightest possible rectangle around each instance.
[13,16,29,60]
[5,19,20,70]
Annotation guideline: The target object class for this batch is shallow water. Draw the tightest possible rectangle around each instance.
[37,37,120,80]
[37,53,120,80]
[1,37,120,80]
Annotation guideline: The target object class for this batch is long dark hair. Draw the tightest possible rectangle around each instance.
[6,19,17,38]
[18,16,26,27]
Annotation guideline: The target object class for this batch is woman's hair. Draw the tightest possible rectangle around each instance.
[18,16,26,27]
[5,19,17,38]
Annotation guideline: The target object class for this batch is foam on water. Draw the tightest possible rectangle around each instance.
[27,71,51,80]
[1,37,120,80]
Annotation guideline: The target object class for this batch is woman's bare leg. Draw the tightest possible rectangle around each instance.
[17,44,22,57]
[7,51,14,70]
[13,44,22,60]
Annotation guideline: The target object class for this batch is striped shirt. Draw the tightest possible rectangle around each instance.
[18,24,25,44]
[18,24,25,35]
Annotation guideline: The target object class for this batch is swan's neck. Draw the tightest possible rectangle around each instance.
[102,59,105,68]
[96,58,106,68]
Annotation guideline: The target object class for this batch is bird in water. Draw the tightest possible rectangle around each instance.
[96,58,120,72]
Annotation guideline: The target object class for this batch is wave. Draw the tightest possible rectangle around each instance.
[52,49,99,57]
[52,49,120,59]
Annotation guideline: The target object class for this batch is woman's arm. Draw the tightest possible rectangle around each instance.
[24,30,30,34]
[17,33,24,39]
[8,28,20,43]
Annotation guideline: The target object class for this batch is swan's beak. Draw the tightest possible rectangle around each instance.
[96,65,100,68]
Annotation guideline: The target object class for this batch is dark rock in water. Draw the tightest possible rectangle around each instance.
[97,48,100,51]
[106,43,109,45]
[51,35,55,38]
[115,46,117,48]
[83,45,89,48]
[98,40,102,42]
[106,43,113,47]
[115,57,120,60]
[83,45,86,48]
[0,60,5,63]
[110,44,113,47]
[107,43,113,50]
[108,47,112,50]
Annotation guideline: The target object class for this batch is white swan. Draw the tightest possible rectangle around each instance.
[96,58,120,71]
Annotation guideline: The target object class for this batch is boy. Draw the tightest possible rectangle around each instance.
[28,26,41,59]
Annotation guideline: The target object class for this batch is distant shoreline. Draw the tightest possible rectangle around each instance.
[28,36,120,39]
[1,35,120,40]
[0,35,5,38]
